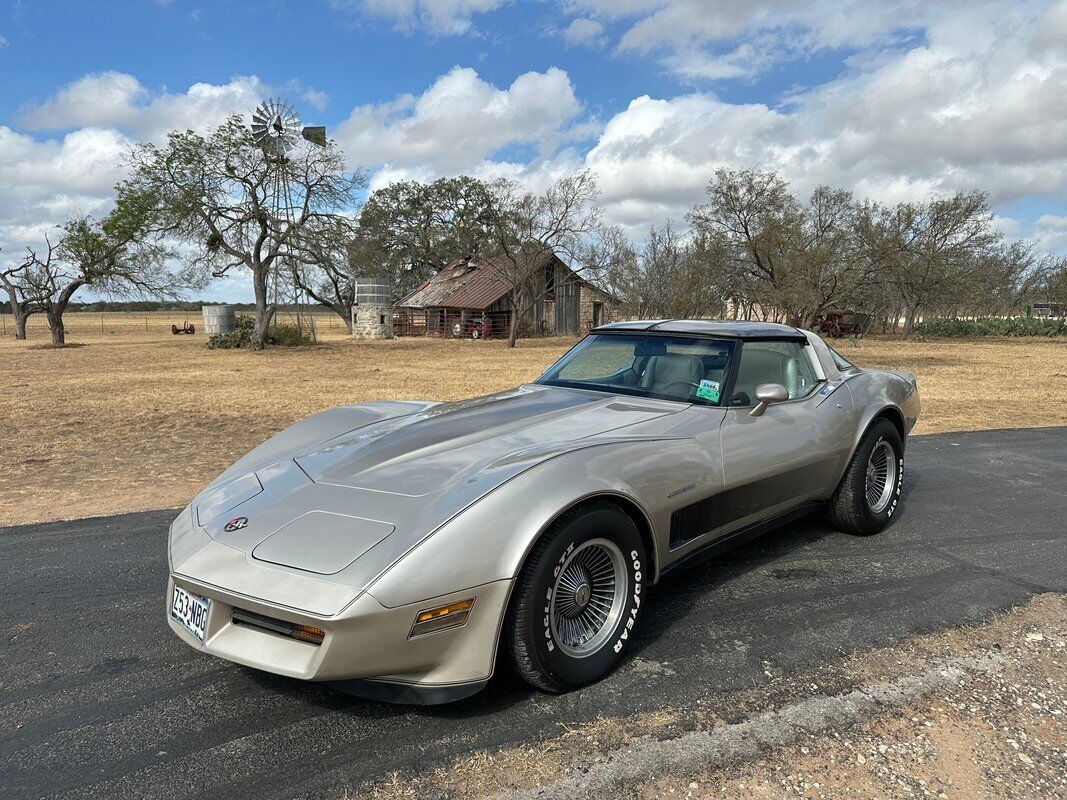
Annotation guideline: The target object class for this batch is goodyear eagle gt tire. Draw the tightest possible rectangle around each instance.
[826,418,904,535]
[508,501,647,692]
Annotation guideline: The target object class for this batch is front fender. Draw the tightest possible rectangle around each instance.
[366,436,714,608]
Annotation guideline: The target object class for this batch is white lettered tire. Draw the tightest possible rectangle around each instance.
[826,418,904,535]
[508,501,647,692]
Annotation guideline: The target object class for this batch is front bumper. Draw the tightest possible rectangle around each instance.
[166,572,513,691]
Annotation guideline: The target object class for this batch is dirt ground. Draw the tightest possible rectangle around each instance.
[2,313,1067,526]
[356,595,1067,800]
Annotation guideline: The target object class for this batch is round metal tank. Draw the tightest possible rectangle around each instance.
[201,304,235,334]
[354,278,392,307]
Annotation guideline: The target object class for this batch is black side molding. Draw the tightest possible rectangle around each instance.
[669,457,838,548]
[662,501,823,578]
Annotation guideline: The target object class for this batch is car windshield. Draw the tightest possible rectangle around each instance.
[536,334,735,406]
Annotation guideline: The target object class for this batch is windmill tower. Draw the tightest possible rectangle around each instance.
[250,97,328,341]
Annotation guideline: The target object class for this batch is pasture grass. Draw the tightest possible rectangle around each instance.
[2,313,1066,525]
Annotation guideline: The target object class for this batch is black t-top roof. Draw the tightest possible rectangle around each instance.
[590,319,807,340]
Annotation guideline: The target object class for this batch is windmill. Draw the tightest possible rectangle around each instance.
[250,97,328,341]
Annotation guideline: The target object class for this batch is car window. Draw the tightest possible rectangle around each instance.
[828,346,855,371]
[731,341,820,406]
[538,334,735,406]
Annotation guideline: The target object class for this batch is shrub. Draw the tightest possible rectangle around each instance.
[270,322,315,347]
[206,315,254,349]
[205,315,316,349]
[914,317,1067,337]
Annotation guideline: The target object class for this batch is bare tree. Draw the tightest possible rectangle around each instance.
[289,215,359,332]
[874,191,1002,335]
[11,197,179,345]
[488,171,604,348]
[1,250,40,339]
[688,169,877,326]
[126,116,364,349]
[606,223,727,320]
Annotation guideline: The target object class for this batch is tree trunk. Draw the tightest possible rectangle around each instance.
[47,310,65,345]
[13,306,29,340]
[251,304,276,351]
[337,304,353,334]
[507,305,519,349]
[902,306,919,338]
[250,268,274,350]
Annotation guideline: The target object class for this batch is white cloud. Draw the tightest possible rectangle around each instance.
[563,17,605,47]
[302,88,330,111]
[19,72,147,130]
[0,126,129,256]
[1031,214,1067,253]
[6,0,1067,300]
[567,2,1067,236]
[0,74,324,269]
[332,0,507,35]
[335,66,584,172]
[18,73,272,140]
[564,0,1049,82]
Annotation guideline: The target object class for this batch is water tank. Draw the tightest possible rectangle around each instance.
[201,304,235,334]
[354,278,392,307]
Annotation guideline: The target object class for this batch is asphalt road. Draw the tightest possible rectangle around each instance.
[2,427,1066,800]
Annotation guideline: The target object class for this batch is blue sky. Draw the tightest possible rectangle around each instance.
[2,0,1066,301]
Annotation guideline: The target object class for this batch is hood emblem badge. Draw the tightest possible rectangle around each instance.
[667,482,696,499]
[224,517,249,532]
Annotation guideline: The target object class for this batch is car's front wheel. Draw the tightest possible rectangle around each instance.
[826,418,904,535]
[508,501,647,692]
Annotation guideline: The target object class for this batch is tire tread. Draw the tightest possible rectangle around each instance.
[826,419,901,536]
[508,500,633,693]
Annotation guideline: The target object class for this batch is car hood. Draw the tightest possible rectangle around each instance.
[179,385,682,606]
[292,383,675,495]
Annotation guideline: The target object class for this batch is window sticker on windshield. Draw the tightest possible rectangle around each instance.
[696,379,721,402]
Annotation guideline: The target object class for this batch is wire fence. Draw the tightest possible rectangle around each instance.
[4,310,350,340]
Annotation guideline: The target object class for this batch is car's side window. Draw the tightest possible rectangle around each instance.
[731,341,820,406]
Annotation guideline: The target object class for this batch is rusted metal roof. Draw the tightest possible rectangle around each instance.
[396,259,482,308]
[397,254,558,311]
[438,265,511,310]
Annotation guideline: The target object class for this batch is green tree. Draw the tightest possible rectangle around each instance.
[351,176,501,298]
[126,116,364,349]
[13,193,180,345]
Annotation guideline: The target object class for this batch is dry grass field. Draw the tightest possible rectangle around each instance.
[2,312,1066,526]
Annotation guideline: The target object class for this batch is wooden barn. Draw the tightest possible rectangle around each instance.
[395,253,617,339]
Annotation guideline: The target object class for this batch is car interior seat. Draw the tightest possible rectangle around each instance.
[639,354,703,397]
[732,349,792,405]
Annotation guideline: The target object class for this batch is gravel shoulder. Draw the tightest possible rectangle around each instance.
[357,594,1067,800]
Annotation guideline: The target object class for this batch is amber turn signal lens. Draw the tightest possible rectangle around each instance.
[289,624,326,645]
[410,598,475,638]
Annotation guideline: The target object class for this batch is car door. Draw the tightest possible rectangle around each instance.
[716,338,854,536]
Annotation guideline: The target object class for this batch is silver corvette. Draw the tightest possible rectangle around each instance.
[166,320,920,703]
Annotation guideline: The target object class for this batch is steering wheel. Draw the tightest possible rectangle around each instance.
[660,380,701,397]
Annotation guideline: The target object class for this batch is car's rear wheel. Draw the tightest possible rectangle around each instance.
[508,501,647,692]
[826,418,903,535]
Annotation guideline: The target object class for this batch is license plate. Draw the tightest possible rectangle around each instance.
[171,586,211,641]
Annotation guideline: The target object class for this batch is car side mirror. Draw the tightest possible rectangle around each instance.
[750,383,789,417]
